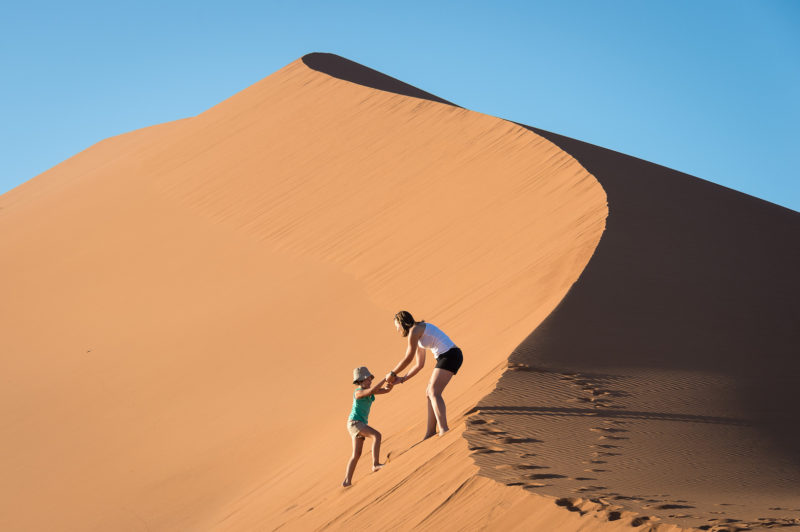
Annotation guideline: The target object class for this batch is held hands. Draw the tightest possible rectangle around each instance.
[385,372,405,385]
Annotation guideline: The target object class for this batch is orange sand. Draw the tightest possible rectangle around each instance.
[1,53,797,531]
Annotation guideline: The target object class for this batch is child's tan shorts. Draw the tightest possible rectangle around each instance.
[347,420,367,439]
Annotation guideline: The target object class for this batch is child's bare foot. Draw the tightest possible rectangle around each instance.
[342,479,352,487]
[372,463,385,472]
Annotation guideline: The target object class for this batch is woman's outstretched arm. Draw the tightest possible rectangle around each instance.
[390,324,424,376]
[399,346,426,382]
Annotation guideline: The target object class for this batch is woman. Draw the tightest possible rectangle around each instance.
[386,310,463,438]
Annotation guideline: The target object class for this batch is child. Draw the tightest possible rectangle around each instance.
[342,366,394,487]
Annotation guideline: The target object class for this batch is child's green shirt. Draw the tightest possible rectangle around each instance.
[348,387,375,424]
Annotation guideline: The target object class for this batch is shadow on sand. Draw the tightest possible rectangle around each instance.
[302,53,458,107]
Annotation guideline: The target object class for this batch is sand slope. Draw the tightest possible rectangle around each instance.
[0,54,612,530]
[464,128,800,530]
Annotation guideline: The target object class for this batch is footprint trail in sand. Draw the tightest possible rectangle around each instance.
[464,360,800,530]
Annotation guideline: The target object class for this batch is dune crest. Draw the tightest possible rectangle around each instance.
[0,55,610,530]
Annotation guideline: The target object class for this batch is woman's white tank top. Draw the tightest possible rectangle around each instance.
[417,323,456,358]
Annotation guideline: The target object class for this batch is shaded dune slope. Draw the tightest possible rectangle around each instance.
[0,54,617,531]
[463,131,800,530]
[303,52,458,107]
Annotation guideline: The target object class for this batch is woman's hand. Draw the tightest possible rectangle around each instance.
[386,372,407,384]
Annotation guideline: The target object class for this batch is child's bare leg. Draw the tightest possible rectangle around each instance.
[424,394,437,439]
[428,369,454,435]
[342,436,364,487]
[359,425,384,471]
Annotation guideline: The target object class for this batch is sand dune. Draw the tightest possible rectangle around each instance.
[0,53,606,530]
[1,52,797,532]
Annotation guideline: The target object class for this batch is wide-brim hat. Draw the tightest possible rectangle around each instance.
[353,366,374,384]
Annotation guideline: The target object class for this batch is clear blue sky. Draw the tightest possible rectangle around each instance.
[2,1,798,211]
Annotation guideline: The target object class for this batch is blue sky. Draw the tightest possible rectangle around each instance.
[2,1,798,211]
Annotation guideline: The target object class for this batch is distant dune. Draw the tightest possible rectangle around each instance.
[0,53,797,531]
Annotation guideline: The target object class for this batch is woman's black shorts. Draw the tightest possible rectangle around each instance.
[435,347,463,375]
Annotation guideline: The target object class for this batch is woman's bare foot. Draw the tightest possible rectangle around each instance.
[422,432,436,440]
[372,463,385,472]
[438,428,450,436]
[342,479,352,487]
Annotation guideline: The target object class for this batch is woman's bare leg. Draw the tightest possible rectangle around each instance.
[358,425,384,471]
[427,368,454,435]
[342,436,364,487]
[424,395,437,439]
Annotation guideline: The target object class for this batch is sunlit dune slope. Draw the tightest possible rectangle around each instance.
[0,53,608,531]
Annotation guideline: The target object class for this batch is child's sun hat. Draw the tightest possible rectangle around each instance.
[353,366,374,384]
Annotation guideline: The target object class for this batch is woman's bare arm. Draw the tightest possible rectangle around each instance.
[391,324,424,375]
[400,346,426,382]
